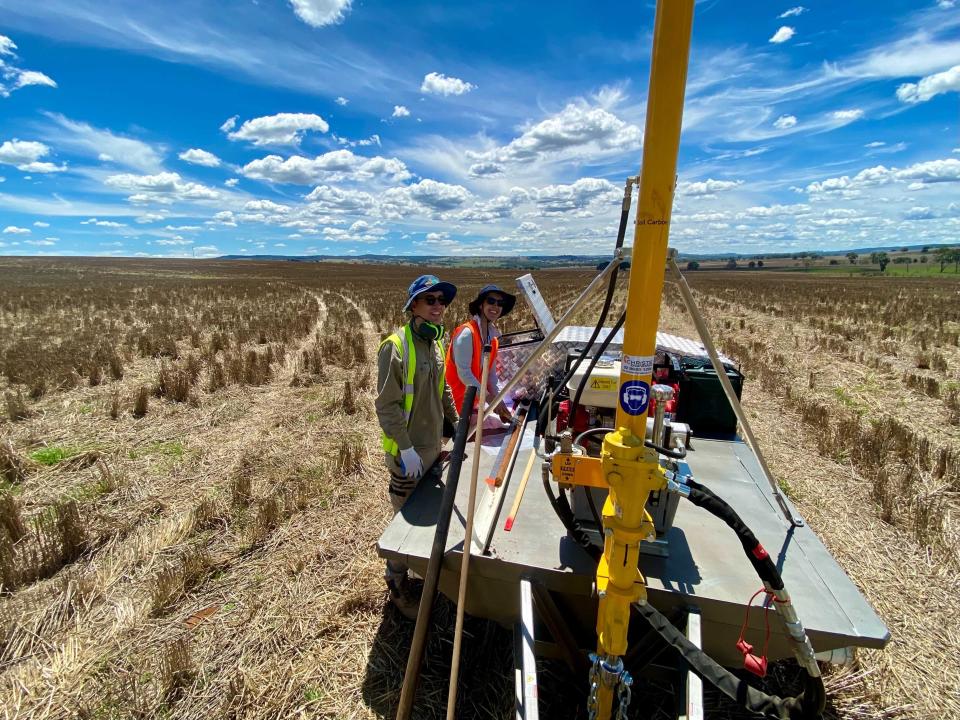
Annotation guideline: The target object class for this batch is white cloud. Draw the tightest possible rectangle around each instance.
[274,243,287,248]
[13,70,57,91]
[303,185,377,213]
[392,105,410,118]
[805,157,960,195]
[420,72,475,96]
[135,213,166,224]
[3,226,30,234]
[779,6,807,18]
[220,115,238,132]
[381,179,471,218]
[33,221,49,227]
[289,0,352,28]
[0,139,66,172]
[335,96,349,106]
[211,210,238,226]
[333,133,381,148]
[81,218,127,227]
[193,244,220,258]
[938,0,955,8]
[178,148,222,167]
[831,108,864,122]
[773,114,797,130]
[104,172,221,202]
[241,149,410,184]
[532,178,618,215]
[43,113,162,173]
[896,65,960,104]
[769,26,796,44]
[466,161,504,178]
[154,237,193,246]
[865,141,886,148]
[468,101,641,168]
[0,35,56,98]
[24,239,55,246]
[227,113,329,146]
[224,178,239,187]
[677,179,744,197]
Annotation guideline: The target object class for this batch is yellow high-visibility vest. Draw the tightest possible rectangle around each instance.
[379,324,445,456]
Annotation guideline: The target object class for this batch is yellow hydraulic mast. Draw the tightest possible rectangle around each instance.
[591,1,695,716]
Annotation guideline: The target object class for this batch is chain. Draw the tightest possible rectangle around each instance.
[586,654,634,720]
[586,653,601,720]
[615,671,633,720]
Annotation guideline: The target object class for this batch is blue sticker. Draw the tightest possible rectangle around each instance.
[620,380,650,416]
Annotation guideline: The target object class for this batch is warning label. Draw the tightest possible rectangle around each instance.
[622,354,654,376]
[589,377,618,391]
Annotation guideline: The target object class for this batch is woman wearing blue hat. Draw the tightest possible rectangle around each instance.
[375,274,460,618]
[445,284,516,425]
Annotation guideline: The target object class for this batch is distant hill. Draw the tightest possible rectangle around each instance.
[217,253,609,269]
[219,242,956,268]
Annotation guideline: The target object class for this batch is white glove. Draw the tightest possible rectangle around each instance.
[399,447,424,479]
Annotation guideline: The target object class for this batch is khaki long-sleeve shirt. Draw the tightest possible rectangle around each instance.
[375,324,459,457]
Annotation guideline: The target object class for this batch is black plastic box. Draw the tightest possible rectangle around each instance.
[675,366,744,435]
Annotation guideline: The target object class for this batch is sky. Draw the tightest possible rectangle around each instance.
[0,0,958,258]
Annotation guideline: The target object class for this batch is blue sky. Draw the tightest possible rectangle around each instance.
[0,0,958,258]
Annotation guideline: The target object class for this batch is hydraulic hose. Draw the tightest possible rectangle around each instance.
[543,470,601,562]
[634,602,826,720]
[673,477,826,718]
[535,179,634,435]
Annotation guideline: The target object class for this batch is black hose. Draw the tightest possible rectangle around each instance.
[674,478,826,718]
[535,181,633,437]
[543,472,601,562]
[686,480,783,590]
[634,602,826,720]
[570,310,626,426]
[644,440,687,460]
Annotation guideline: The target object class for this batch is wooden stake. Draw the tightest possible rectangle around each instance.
[446,345,491,720]
[503,446,537,531]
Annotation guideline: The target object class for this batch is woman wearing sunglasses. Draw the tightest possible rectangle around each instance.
[375,274,461,618]
[445,284,516,426]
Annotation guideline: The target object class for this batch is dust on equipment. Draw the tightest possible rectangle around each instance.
[382,1,889,718]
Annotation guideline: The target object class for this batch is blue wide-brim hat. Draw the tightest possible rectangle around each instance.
[469,284,516,316]
[403,274,458,312]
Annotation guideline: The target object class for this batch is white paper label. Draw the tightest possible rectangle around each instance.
[622,354,654,376]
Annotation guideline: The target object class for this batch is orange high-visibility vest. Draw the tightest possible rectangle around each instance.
[445,318,499,411]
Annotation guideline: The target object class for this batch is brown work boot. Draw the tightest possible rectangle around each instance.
[386,576,421,620]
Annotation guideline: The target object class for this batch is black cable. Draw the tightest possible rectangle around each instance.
[535,180,633,438]
[634,602,825,720]
[685,480,783,590]
[570,310,626,425]
[543,472,601,562]
[644,440,687,460]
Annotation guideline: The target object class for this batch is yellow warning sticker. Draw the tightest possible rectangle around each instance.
[589,377,618,391]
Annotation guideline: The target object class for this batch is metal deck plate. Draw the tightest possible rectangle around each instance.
[377,426,889,666]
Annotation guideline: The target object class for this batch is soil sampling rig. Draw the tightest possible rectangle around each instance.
[379,1,889,718]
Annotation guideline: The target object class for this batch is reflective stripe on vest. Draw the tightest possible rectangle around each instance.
[379,324,445,456]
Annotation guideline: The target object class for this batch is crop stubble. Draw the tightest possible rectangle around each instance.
[0,258,957,718]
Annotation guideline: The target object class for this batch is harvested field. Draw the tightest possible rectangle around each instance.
[0,258,957,719]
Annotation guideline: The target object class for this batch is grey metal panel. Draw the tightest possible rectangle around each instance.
[377,428,890,667]
[552,327,735,365]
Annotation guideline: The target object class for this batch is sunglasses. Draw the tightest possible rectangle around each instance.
[420,294,448,306]
[484,297,506,307]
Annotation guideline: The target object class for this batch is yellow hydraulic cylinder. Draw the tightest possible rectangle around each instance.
[592,0,695,717]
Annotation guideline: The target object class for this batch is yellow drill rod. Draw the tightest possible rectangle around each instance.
[592,1,696,717]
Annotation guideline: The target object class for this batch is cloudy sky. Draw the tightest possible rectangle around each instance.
[0,0,958,258]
